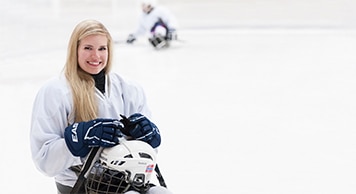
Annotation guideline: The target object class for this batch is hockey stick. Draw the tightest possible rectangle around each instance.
[70,147,101,194]
[155,164,167,188]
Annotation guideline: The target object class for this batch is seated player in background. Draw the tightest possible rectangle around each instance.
[126,0,179,49]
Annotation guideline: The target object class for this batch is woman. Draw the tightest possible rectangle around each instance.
[30,19,171,194]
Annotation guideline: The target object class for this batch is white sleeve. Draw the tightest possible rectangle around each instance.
[132,14,149,37]
[30,77,81,177]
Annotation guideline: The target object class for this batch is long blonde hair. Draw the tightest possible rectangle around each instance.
[64,19,114,122]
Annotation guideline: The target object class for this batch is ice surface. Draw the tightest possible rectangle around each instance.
[1,0,356,193]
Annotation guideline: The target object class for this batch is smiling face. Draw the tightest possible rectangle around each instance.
[77,34,108,75]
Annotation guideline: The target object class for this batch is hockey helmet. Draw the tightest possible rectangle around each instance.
[86,140,157,194]
[140,0,157,7]
[140,0,157,13]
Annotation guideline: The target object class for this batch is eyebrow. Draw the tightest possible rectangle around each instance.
[81,44,107,47]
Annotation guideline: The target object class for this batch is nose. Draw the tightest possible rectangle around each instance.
[92,50,100,58]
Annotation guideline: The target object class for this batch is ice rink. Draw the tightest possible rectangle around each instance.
[1,0,356,193]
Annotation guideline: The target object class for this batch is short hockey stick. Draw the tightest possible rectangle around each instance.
[155,164,167,188]
[70,147,100,194]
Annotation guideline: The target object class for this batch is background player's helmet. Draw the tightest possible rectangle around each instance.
[140,0,157,7]
[140,0,157,13]
[86,140,157,194]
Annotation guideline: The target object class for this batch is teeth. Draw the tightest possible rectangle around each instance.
[88,61,100,65]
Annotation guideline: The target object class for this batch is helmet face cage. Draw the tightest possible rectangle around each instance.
[85,140,157,194]
[86,162,131,194]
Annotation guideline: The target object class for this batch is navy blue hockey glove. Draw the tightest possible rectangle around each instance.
[126,34,136,43]
[167,29,177,41]
[64,118,123,157]
[120,113,161,148]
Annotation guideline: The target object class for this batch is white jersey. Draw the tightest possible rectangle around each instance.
[132,5,179,38]
[30,72,151,187]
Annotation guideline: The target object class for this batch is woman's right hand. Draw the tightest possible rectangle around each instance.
[64,118,123,157]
